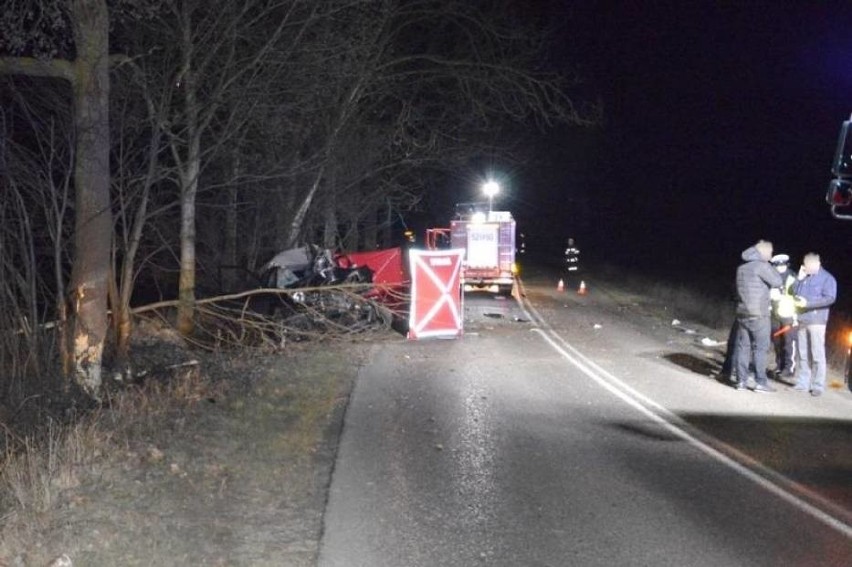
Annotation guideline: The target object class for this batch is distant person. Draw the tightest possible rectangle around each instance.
[734,240,783,392]
[791,253,837,397]
[564,237,580,279]
[769,254,798,380]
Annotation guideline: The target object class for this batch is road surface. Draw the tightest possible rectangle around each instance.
[319,272,852,566]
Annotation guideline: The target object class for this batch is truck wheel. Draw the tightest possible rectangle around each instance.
[497,285,513,297]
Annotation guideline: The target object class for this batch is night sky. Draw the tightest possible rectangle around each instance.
[463,2,852,299]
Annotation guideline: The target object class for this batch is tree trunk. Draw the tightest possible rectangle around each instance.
[108,258,131,376]
[176,9,201,337]
[274,187,296,251]
[382,200,393,248]
[222,152,240,291]
[246,203,263,273]
[177,140,200,336]
[344,208,359,251]
[114,108,161,374]
[323,196,338,248]
[363,203,377,250]
[285,165,325,248]
[68,0,113,399]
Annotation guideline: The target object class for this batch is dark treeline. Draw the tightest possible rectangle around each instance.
[0,0,592,400]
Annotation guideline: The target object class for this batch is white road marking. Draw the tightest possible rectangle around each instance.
[516,282,852,539]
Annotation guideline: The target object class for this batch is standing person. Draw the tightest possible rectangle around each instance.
[517,232,526,256]
[564,237,580,281]
[734,240,783,392]
[769,254,798,380]
[791,253,837,396]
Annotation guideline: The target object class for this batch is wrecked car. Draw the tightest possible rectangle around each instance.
[259,245,405,334]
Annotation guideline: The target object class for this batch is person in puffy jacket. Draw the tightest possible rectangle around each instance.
[734,241,783,392]
[791,253,837,396]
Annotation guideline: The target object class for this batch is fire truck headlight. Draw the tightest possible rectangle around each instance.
[483,180,500,197]
[511,262,519,275]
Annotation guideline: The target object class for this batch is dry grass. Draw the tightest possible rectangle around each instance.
[642,279,735,330]
[0,334,365,565]
[0,293,388,561]
[1,419,104,518]
[594,265,735,330]
[0,362,225,558]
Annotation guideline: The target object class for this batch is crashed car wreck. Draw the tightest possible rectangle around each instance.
[258,244,407,336]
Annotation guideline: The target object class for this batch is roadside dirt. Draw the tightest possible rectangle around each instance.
[0,337,376,566]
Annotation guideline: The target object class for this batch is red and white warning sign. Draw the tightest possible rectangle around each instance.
[408,249,465,340]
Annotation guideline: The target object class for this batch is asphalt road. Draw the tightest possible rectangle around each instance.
[319,273,852,566]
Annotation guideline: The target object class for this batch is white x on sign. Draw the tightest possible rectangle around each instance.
[408,249,464,339]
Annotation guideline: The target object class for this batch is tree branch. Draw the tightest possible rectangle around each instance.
[0,55,74,82]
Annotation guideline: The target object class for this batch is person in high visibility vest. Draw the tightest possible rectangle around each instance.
[769,254,798,380]
[564,237,580,281]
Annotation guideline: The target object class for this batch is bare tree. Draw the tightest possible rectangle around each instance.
[107,56,175,371]
[0,0,113,398]
[274,0,593,249]
[124,0,325,336]
[0,79,75,394]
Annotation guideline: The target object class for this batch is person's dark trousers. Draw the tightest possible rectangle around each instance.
[771,317,797,376]
[736,316,772,387]
[721,319,739,376]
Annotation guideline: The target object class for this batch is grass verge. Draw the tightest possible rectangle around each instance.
[0,360,226,563]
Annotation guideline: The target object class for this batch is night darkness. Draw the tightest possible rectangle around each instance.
[451,2,852,301]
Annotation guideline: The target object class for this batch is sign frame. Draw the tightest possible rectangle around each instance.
[408,249,465,339]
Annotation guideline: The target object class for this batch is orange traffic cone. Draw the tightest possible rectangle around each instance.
[557,278,565,292]
[577,280,587,295]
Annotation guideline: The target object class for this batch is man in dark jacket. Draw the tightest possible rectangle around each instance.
[791,253,837,396]
[734,241,783,392]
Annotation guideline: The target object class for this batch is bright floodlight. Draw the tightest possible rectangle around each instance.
[482,180,499,212]
[482,180,500,197]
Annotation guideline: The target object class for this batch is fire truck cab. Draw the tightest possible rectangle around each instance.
[828,116,852,219]
[827,117,852,389]
[446,202,517,295]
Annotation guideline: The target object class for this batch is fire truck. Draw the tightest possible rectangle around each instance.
[827,117,852,389]
[427,202,517,295]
